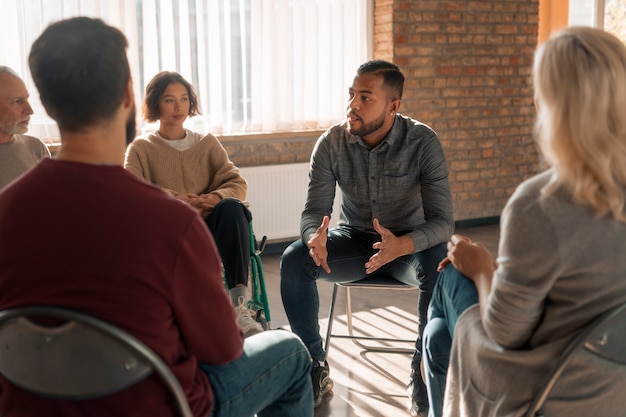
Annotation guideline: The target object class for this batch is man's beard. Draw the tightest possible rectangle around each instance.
[0,122,29,137]
[346,110,386,137]
[14,125,29,135]
[125,104,137,146]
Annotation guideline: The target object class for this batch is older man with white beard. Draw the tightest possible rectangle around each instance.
[0,66,50,189]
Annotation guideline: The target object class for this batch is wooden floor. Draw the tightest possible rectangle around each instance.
[257,224,500,417]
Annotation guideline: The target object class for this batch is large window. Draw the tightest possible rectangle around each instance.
[0,0,372,142]
[569,0,626,41]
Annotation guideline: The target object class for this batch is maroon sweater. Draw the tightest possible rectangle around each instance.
[0,159,244,417]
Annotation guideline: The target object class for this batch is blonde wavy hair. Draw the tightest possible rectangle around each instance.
[533,26,626,222]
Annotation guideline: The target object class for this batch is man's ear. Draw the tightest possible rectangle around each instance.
[123,78,134,109]
[390,98,401,115]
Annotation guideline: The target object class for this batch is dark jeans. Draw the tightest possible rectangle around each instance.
[280,225,446,368]
[205,198,252,289]
[422,264,479,417]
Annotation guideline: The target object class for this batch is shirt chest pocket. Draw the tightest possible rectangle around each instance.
[381,162,413,187]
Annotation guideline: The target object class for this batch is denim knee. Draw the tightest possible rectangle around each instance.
[279,331,312,368]
[423,317,451,375]
[280,240,316,279]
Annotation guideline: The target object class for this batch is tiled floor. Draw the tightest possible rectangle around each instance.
[257,224,500,417]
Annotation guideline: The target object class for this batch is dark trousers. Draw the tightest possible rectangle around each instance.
[280,225,447,367]
[205,198,252,289]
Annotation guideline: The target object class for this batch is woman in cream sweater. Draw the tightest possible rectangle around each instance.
[125,71,263,337]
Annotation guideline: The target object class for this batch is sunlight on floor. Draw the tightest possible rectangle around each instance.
[315,308,417,417]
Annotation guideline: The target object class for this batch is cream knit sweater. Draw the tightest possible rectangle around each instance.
[124,130,246,200]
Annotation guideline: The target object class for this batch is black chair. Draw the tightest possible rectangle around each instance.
[527,302,626,417]
[0,306,193,417]
[324,275,419,359]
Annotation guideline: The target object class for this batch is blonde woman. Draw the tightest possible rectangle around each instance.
[423,27,626,417]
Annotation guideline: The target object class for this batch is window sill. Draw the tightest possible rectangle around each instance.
[46,130,324,159]
[218,130,324,143]
[47,130,323,147]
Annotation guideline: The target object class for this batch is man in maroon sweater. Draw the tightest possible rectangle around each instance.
[0,17,312,417]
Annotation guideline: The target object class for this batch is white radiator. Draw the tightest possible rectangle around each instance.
[239,163,341,242]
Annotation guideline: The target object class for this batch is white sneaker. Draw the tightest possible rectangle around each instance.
[235,296,264,337]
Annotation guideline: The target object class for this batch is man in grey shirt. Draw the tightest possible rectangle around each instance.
[280,60,454,414]
[0,66,50,190]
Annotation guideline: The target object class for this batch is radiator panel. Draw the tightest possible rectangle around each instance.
[239,163,340,242]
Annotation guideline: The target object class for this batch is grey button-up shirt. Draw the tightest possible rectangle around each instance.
[301,114,454,253]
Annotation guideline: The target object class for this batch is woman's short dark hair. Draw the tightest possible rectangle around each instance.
[142,72,201,122]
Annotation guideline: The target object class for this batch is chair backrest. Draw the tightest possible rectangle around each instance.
[527,302,626,417]
[0,306,192,417]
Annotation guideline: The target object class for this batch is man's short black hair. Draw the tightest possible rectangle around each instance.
[356,60,404,100]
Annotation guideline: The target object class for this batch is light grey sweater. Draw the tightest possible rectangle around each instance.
[444,169,626,416]
[0,134,50,190]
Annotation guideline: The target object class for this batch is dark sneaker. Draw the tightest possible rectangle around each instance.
[311,360,334,408]
[408,369,429,416]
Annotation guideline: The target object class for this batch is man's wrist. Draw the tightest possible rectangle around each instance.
[400,235,415,255]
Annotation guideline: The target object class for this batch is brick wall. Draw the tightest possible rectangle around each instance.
[222,133,317,167]
[378,0,543,220]
[227,0,543,222]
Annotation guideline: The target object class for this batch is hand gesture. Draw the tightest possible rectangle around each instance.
[365,218,414,274]
[307,216,331,273]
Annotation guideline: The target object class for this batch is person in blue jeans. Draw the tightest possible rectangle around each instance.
[422,26,626,417]
[422,262,479,417]
[200,330,314,417]
[280,60,454,414]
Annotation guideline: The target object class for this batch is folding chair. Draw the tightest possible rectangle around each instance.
[324,275,419,359]
[527,301,626,417]
[0,306,192,417]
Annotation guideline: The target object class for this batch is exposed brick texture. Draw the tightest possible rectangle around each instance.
[379,0,542,221]
[223,135,316,167]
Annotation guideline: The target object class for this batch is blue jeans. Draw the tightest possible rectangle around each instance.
[200,330,313,417]
[422,264,479,417]
[280,225,447,367]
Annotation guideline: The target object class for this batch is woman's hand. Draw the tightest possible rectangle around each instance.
[439,234,497,317]
[187,193,220,218]
[442,234,495,282]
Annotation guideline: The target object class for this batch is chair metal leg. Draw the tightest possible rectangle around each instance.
[325,282,416,356]
[250,252,271,323]
[324,283,340,360]
[246,221,271,328]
